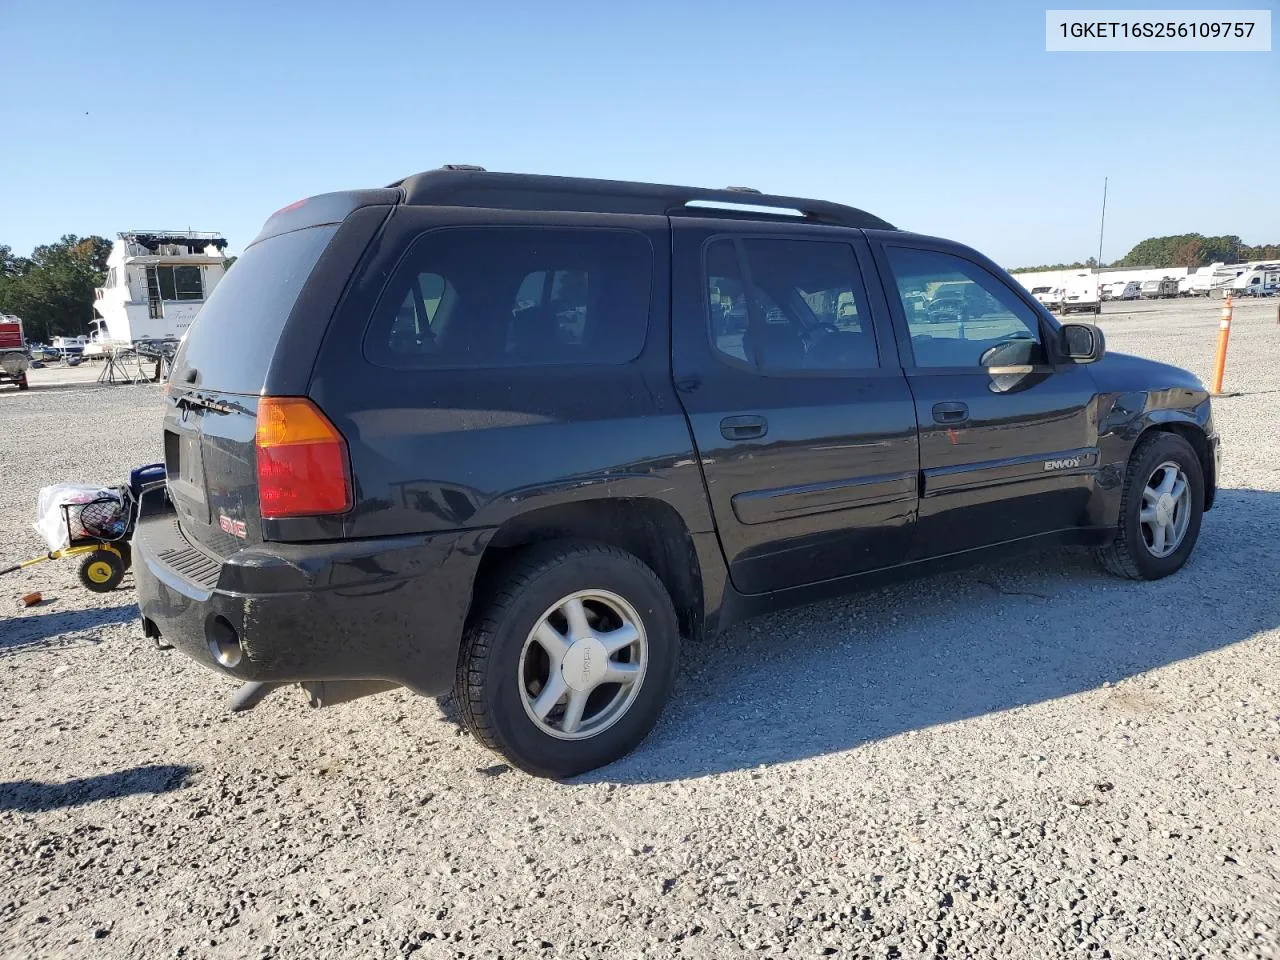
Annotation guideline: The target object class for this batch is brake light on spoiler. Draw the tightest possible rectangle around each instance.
[255,397,352,519]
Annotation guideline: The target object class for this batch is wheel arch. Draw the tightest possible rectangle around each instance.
[471,498,705,643]
[1135,419,1216,511]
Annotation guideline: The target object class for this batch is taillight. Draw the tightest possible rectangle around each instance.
[255,397,352,519]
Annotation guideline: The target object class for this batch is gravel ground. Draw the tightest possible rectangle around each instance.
[2,297,1279,960]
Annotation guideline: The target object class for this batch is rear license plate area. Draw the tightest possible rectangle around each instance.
[164,429,181,477]
[164,416,210,524]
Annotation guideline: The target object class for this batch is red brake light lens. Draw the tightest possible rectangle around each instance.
[255,397,352,519]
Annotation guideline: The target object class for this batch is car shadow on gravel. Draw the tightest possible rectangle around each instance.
[0,604,138,654]
[0,764,194,813]
[591,487,1280,783]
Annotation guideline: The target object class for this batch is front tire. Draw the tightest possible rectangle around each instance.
[1095,432,1204,580]
[455,541,680,778]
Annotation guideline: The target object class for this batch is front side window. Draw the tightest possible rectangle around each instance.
[367,227,651,368]
[705,238,878,373]
[884,247,1046,368]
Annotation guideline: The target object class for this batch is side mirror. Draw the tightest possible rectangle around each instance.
[1061,323,1105,363]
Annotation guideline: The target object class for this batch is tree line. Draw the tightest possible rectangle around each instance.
[1012,234,1280,273]
[1111,234,1280,268]
[0,236,112,343]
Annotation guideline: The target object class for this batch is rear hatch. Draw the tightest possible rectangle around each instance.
[164,222,343,556]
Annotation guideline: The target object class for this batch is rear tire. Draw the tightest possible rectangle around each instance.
[1095,432,1204,581]
[455,540,679,778]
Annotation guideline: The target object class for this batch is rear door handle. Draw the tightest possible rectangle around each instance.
[932,401,969,424]
[720,414,768,441]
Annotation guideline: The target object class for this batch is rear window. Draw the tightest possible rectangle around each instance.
[364,226,652,368]
[171,224,338,394]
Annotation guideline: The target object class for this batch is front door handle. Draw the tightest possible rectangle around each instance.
[720,414,768,441]
[932,401,969,424]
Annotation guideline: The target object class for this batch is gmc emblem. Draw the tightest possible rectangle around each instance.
[218,514,247,538]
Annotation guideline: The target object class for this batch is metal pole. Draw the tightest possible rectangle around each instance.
[1097,176,1108,268]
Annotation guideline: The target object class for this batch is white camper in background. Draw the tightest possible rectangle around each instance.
[1061,272,1101,314]
[1229,263,1280,297]
[1183,264,1239,298]
[1141,277,1180,299]
[1102,280,1138,301]
[1180,269,1212,297]
[1209,263,1249,297]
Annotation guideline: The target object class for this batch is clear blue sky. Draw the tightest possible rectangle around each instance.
[2,1,1276,266]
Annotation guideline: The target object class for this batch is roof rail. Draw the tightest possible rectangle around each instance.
[389,168,894,230]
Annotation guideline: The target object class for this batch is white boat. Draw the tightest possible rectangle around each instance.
[90,230,230,353]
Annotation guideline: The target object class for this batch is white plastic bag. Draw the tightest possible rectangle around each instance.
[33,484,123,552]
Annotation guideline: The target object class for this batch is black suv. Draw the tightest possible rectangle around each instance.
[135,167,1220,778]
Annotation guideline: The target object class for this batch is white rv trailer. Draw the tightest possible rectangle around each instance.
[1180,266,1220,297]
[1107,280,1142,300]
[1228,263,1280,296]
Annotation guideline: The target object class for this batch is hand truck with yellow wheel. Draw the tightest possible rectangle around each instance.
[4,464,165,594]
[1,541,130,593]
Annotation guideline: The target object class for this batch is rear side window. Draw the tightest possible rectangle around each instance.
[172,224,338,394]
[365,227,652,368]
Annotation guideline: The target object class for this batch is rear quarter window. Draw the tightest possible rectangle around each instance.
[172,224,338,395]
[364,226,652,369]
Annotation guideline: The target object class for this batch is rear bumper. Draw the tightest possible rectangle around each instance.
[133,510,492,695]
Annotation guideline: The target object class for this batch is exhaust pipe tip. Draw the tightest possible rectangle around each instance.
[206,616,242,669]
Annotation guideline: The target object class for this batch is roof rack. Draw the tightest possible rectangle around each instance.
[388,168,894,230]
